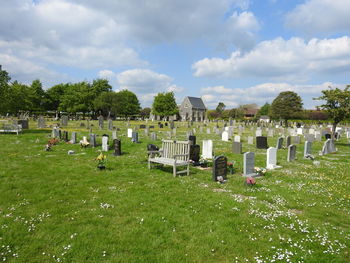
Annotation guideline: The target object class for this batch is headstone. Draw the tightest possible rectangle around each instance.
[132,132,139,143]
[170,121,175,129]
[222,131,229,142]
[325,133,331,140]
[206,128,211,134]
[102,136,109,151]
[90,134,97,147]
[63,131,69,142]
[151,132,157,141]
[304,134,315,142]
[286,136,291,147]
[17,120,29,129]
[188,135,196,146]
[38,116,46,128]
[297,128,303,135]
[287,145,296,162]
[243,152,255,176]
[112,130,117,140]
[61,116,68,126]
[113,139,121,156]
[202,140,213,159]
[139,124,146,129]
[52,127,59,138]
[127,128,133,138]
[108,119,113,130]
[304,141,312,158]
[247,136,254,145]
[212,156,227,182]
[70,132,77,144]
[255,129,262,137]
[267,129,274,137]
[232,142,242,154]
[234,135,241,143]
[190,145,200,163]
[276,137,283,149]
[293,136,301,144]
[256,136,268,149]
[315,131,322,141]
[266,147,281,169]
[98,116,104,129]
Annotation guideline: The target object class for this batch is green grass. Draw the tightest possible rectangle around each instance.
[0,120,349,262]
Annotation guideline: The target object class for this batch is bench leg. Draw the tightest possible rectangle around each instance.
[173,165,177,177]
[187,163,190,176]
[148,159,151,169]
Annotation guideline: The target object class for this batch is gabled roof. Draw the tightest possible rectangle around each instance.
[187,97,206,110]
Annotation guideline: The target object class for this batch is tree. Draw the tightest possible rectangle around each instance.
[59,82,93,115]
[45,83,69,111]
[152,92,178,118]
[140,107,151,119]
[28,79,46,112]
[117,90,141,118]
[256,103,270,117]
[270,91,303,126]
[0,67,11,114]
[91,79,112,96]
[7,81,32,114]
[216,102,226,113]
[314,86,350,136]
[93,91,120,117]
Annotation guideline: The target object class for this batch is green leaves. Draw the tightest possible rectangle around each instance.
[152,92,178,117]
[270,91,303,122]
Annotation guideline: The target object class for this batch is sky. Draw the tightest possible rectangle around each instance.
[1,0,350,109]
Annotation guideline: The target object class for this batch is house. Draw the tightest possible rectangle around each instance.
[179,97,207,121]
[259,115,270,122]
[244,108,258,119]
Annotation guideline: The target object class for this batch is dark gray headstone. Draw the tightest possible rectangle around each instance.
[212,155,227,181]
[243,152,255,175]
[325,133,331,140]
[98,116,104,129]
[287,145,296,162]
[190,145,200,163]
[108,119,113,130]
[71,132,77,144]
[61,116,68,127]
[188,135,196,146]
[276,137,283,149]
[140,124,146,129]
[132,132,139,143]
[63,131,69,142]
[113,139,121,156]
[17,120,29,129]
[256,136,268,149]
[90,134,97,147]
[232,142,242,154]
[304,141,312,157]
[286,136,291,147]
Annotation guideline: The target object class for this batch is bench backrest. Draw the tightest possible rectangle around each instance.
[161,140,190,161]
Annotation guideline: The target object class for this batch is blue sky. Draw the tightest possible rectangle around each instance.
[1,0,350,109]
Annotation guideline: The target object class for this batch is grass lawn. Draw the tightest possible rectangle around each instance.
[0,120,349,262]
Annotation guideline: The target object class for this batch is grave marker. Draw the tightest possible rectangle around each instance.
[287,145,296,162]
[212,156,227,181]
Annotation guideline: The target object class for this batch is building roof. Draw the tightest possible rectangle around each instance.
[187,97,206,109]
[259,115,270,119]
[244,108,258,116]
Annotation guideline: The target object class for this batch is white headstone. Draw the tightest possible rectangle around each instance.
[102,136,109,152]
[247,136,254,145]
[234,135,241,143]
[297,128,303,135]
[127,128,133,138]
[222,131,229,142]
[255,129,262,137]
[266,147,281,169]
[202,140,213,159]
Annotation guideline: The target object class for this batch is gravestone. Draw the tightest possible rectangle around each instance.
[293,136,301,144]
[188,135,196,146]
[315,131,322,141]
[132,132,139,143]
[17,120,29,129]
[276,137,283,149]
[62,131,69,142]
[38,116,46,128]
[304,134,315,142]
[268,129,274,137]
[159,123,163,128]
[98,116,104,129]
[212,156,227,181]
[140,124,146,129]
[202,140,213,159]
[232,142,242,154]
[222,131,229,142]
[287,145,296,162]
[325,133,331,140]
[190,145,200,163]
[113,139,121,156]
[170,121,175,129]
[256,136,268,149]
[112,130,117,140]
[90,134,97,147]
[61,116,68,126]
[206,128,211,134]
[297,128,303,135]
[58,130,62,140]
[304,141,312,158]
[286,136,291,147]
[234,135,241,143]
[70,132,77,144]
[247,136,254,145]
[243,152,255,176]
[102,136,109,151]
[145,126,149,136]
[127,128,133,138]
[151,132,157,141]
[266,147,281,169]
[329,139,336,153]
[255,129,262,137]
[52,128,59,138]
[108,119,113,131]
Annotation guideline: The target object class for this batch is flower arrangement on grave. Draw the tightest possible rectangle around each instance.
[96,151,107,170]
[80,137,90,148]
[245,177,256,186]
[45,138,59,151]
[254,167,267,176]
[199,157,212,167]
[227,161,235,174]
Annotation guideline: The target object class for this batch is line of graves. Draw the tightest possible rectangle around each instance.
[45,116,349,184]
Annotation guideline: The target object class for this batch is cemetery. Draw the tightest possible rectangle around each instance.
[0,116,349,262]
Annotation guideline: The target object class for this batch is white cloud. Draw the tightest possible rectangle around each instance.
[200,82,341,109]
[98,70,116,80]
[193,36,350,80]
[286,0,350,36]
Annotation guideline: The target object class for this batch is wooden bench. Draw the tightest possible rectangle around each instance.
[148,140,190,177]
[0,124,22,135]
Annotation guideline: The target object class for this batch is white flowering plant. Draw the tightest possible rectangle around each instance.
[254,167,267,176]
